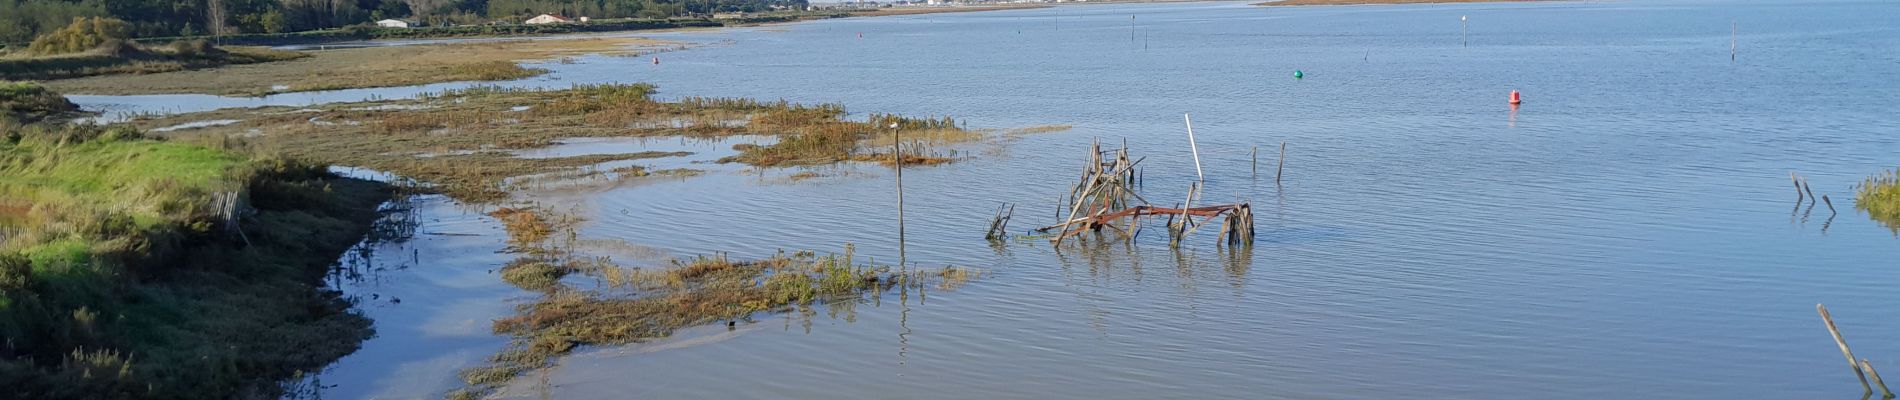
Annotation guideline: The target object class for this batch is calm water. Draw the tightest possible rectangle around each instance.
[111,0,1900,398]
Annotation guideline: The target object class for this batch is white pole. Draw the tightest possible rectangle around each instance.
[1183,113,1204,182]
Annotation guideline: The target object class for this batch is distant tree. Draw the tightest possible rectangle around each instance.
[0,0,108,44]
[261,10,287,33]
[27,16,132,55]
[207,0,227,36]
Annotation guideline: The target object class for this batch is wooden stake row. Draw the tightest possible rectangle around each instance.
[1791,171,1838,216]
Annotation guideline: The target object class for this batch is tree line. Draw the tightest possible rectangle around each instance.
[1,0,810,44]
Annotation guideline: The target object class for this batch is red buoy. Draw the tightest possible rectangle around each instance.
[1509,90,1522,105]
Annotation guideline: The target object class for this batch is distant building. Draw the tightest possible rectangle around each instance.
[525,14,571,24]
[375,19,418,28]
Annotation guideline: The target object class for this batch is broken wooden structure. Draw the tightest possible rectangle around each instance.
[1033,140,1253,247]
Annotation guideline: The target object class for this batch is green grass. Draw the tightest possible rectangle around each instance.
[0,123,392,399]
[0,123,241,236]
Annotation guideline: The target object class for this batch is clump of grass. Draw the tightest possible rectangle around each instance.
[1857,169,1900,231]
[1007,124,1073,135]
[447,60,547,81]
[451,240,979,398]
[0,81,80,122]
[488,207,556,245]
[500,258,570,291]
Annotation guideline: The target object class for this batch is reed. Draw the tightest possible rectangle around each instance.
[1857,169,1900,230]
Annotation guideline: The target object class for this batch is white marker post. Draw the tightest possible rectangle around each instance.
[1183,113,1204,182]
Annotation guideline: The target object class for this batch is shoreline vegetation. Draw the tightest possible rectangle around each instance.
[0,117,395,398]
[44,37,666,96]
[1255,0,1546,6]
[3,5,1047,96]
[0,81,82,122]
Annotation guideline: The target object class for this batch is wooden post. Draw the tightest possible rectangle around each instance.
[1864,359,1895,398]
[1793,172,1806,203]
[1002,204,1014,237]
[1252,146,1259,178]
[1820,304,1874,394]
[1276,141,1287,185]
[894,125,905,266]
[1803,177,1818,203]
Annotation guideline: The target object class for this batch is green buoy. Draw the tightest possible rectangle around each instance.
[1294,70,1304,79]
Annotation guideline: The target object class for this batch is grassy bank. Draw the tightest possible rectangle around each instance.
[0,122,392,399]
[0,41,306,82]
[134,83,976,202]
[0,81,80,122]
[44,37,661,96]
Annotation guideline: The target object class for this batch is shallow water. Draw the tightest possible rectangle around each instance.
[115,0,1900,398]
[543,1,1900,398]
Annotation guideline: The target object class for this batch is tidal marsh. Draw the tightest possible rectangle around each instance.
[448,206,980,400]
[136,83,981,202]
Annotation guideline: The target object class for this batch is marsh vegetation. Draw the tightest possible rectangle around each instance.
[448,206,978,400]
[137,83,980,202]
[1857,169,1900,231]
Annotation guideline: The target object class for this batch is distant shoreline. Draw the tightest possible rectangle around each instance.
[849,4,1052,17]
[1255,0,1546,6]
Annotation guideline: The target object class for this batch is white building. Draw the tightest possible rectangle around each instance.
[375,19,417,28]
[525,14,570,24]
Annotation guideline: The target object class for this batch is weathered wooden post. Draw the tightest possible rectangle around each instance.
[1820,304,1874,395]
[1277,141,1287,186]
